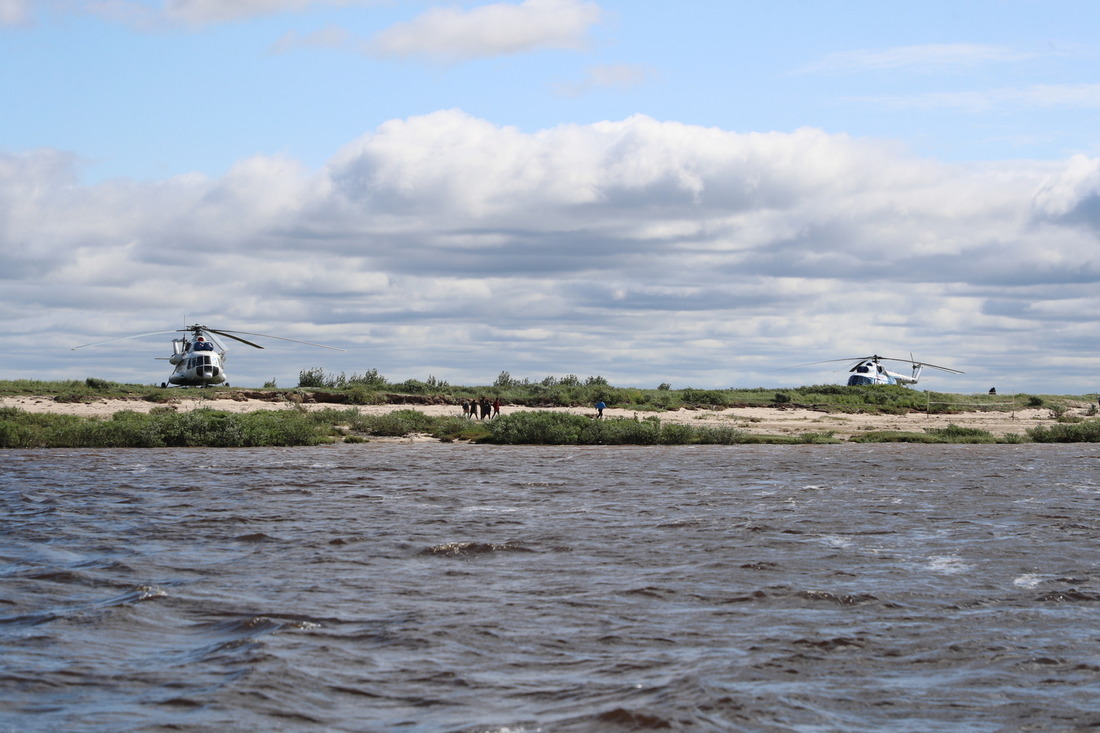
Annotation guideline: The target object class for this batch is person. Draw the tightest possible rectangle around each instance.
[492,398,501,418]
[461,399,470,418]
[595,400,606,419]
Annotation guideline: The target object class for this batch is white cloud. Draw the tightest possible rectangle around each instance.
[368,0,602,61]
[851,83,1100,112]
[269,23,354,54]
[0,0,30,25]
[1032,153,1100,231]
[555,63,658,97]
[164,0,331,25]
[78,0,378,27]
[5,112,1099,390]
[801,43,1036,74]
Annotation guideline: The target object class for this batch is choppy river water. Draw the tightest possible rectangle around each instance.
[3,444,1100,732]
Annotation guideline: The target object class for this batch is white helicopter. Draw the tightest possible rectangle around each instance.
[73,324,344,387]
[803,354,964,386]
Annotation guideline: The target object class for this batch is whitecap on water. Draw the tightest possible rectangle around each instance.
[462,505,519,514]
[1013,573,1042,588]
[926,555,973,574]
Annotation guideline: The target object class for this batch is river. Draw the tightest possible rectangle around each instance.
[3,444,1099,731]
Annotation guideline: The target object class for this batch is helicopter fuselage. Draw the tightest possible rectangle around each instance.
[846,360,922,386]
[74,323,344,387]
[166,338,227,387]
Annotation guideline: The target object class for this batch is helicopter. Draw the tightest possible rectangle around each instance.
[802,354,964,386]
[72,324,344,387]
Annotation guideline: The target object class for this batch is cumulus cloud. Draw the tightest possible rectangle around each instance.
[367,0,602,62]
[5,112,1097,389]
[1032,154,1100,231]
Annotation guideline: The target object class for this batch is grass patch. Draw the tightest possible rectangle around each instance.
[924,424,999,443]
[0,407,336,448]
[5,378,1099,447]
[483,412,839,445]
[848,430,943,444]
[3,379,1093,418]
[850,425,1004,444]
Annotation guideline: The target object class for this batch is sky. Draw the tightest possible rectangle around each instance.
[3,0,1100,394]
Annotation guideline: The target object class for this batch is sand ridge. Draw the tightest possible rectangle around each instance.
[1,394,1075,440]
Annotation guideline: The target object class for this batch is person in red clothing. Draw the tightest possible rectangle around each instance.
[492,398,501,418]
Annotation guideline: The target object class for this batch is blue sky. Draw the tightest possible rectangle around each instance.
[3,0,1100,393]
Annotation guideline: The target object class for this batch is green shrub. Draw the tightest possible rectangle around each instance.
[298,367,329,388]
[656,422,694,444]
[1027,419,1100,443]
[357,408,435,436]
[849,431,940,443]
[0,407,334,448]
[578,416,660,445]
[487,411,587,444]
[925,424,997,443]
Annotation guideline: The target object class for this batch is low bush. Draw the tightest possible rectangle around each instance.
[1027,419,1100,443]
[925,424,998,443]
[487,411,587,445]
[354,408,436,437]
[0,407,335,448]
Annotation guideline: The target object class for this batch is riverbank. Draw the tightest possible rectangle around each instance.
[0,393,1083,442]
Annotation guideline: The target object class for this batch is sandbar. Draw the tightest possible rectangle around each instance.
[2,394,1081,441]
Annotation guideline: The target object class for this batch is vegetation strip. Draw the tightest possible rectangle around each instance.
[3,406,1098,448]
[2,377,1098,447]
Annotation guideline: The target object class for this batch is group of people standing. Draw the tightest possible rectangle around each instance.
[462,397,500,420]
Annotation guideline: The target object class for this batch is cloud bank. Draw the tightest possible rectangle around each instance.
[5,111,1098,390]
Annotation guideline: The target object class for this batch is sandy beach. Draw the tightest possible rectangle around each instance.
[2,393,1082,441]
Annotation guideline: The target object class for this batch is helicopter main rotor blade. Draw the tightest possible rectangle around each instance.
[789,354,963,374]
[910,361,964,374]
[204,329,265,349]
[864,356,964,373]
[788,356,880,368]
[208,329,346,352]
[71,330,178,350]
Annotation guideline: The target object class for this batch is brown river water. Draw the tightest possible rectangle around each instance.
[3,443,1100,732]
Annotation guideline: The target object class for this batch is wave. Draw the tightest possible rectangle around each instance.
[419,541,536,557]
